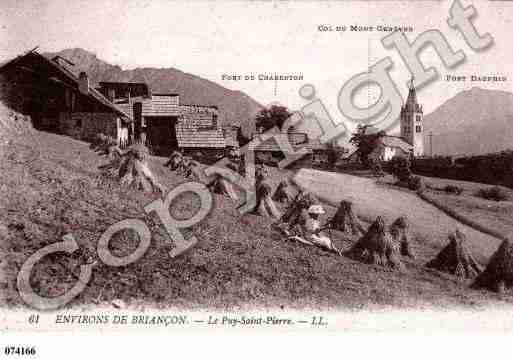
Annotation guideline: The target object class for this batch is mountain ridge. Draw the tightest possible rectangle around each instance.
[423,86,513,156]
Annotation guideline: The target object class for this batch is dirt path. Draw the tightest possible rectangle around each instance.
[293,169,501,263]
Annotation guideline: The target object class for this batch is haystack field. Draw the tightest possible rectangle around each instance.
[2,109,513,310]
[293,169,504,264]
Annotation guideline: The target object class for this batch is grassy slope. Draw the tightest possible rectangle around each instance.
[294,169,504,264]
[420,190,513,240]
[1,129,512,310]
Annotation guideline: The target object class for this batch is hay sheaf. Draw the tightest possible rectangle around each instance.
[99,143,164,193]
[252,180,281,219]
[472,239,513,292]
[280,190,318,226]
[346,216,404,270]
[328,200,365,236]
[272,180,294,204]
[389,217,415,259]
[207,173,238,201]
[427,230,481,279]
[90,133,118,156]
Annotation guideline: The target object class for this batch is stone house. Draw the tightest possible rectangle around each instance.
[380,135,413,161]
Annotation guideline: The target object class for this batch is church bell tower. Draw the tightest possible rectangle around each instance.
[400,79,424,157]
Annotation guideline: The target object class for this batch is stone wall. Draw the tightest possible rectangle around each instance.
[59,112,118,142]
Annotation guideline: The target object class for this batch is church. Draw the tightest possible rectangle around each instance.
[379,80,424,161]
[374,79,425,161]
[399,79,424,157]
[345,80,425,163]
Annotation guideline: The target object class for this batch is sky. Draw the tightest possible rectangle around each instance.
[1,0,513,134]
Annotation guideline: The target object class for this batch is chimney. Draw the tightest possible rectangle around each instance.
[133,101,143,142]
[107,88,115,102]
[78,72,89,95]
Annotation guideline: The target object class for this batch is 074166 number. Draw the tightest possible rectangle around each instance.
[4,347,36,356]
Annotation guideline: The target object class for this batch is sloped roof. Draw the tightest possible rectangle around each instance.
[0,49,130,119]
[115,96,219,121]
[181,104,218,111]
[180,104,218,127]
[402,79,423,113]
[307,139,331,151]
[180,112,217,127]
[381,136,412,152]
[114,94,181,119]
[98,81,149,99]
[252,132,309,152]
[176,125,226,148]
[143,94,180,117]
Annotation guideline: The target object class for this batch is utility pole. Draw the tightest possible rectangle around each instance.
[428,132,434,157]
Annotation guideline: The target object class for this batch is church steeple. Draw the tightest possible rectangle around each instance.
[405,78,422,113]
[400,78,424,157]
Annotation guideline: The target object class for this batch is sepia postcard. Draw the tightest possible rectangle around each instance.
[1,0,513,355]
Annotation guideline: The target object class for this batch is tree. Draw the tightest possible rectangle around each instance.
[254,105,291,132]
[349,125,385,165]
[387,156,424,190]
[325,140,348,168]
[388,156,412,182]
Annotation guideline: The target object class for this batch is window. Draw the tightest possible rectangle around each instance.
[416,125,421,133]
[416,115,422,122]
[75,118,82,128]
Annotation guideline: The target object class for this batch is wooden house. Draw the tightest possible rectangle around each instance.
[98,81,150,101]
[115,93,181,155]
[0,49,132,145]
[116,93,225,157]
[176,104,226,159]
[253,131,312,168]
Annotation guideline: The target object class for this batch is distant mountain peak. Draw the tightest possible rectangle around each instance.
[424,87,513,156]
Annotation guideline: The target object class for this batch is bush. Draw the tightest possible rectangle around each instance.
[408,175,424,191]
[388,156,412,182]
[387,157,423,191]
[476,186,509,201]
[444,185,463,195]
